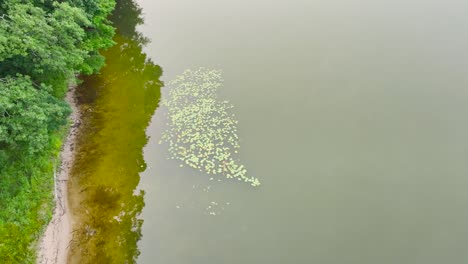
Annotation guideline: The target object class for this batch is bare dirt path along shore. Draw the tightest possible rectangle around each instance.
[37,86,80,264]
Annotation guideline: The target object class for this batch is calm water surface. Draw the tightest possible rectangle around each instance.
[136,0,468,263]
[67,1,162,262]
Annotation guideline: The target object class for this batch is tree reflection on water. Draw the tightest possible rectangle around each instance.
[68,1,163,262]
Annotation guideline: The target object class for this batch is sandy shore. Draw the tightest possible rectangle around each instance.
[37,86,80,264]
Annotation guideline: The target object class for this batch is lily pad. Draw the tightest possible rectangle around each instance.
[160,68,260,187]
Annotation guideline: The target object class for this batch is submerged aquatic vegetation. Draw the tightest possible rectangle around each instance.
[161,68,260,187]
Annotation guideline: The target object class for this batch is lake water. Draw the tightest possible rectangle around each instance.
[124,0,468,263]
[67,4,162,260]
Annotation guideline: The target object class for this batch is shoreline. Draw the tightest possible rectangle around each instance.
[37,85,80,264]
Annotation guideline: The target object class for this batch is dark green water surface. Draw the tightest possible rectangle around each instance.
[67,1,162,262]
[134,0,468,263]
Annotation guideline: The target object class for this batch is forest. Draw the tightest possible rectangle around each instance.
[0,0,116,262]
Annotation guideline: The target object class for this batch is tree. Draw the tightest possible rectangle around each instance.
[0,75,70,161]
[0,1,114,97]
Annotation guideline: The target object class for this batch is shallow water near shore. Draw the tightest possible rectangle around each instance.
[66,1,163,261]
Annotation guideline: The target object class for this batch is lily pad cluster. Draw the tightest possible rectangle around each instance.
[160,68,260,187]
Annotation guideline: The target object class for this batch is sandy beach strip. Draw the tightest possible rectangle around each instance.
[37,85,80,264]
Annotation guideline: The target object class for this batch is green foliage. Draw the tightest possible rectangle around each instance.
[0,148,56,263]
[0,2,91,96]
[0,0,117,262]
[0,76,70,157]
[0,0,115,97]
[77,0,116,74]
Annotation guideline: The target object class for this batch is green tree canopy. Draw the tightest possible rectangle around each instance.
[0,0,115,96]
[0,75,70,160]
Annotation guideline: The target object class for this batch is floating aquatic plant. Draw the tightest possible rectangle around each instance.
[160,68,260,187]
